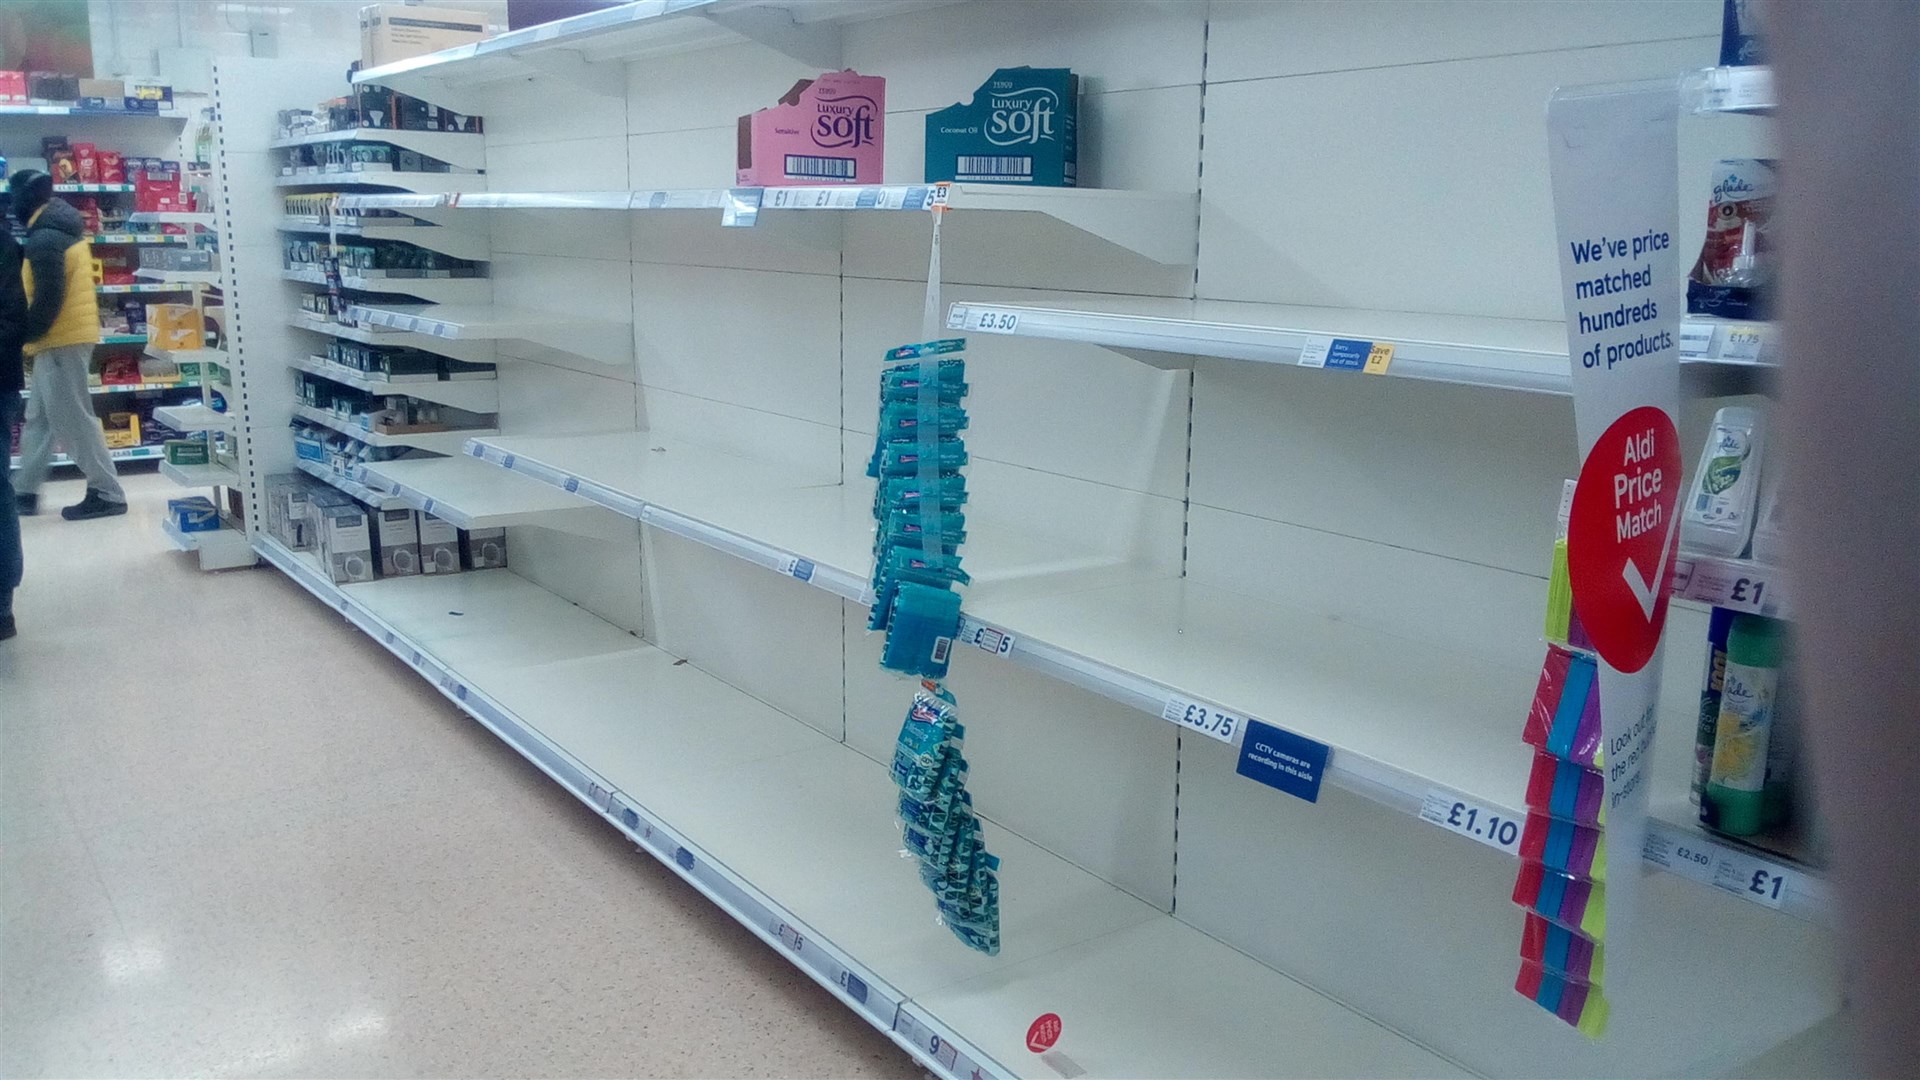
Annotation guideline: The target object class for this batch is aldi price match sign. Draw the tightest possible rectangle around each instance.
[1534,79,1685,1034]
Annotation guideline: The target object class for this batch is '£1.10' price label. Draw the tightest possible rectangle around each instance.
[1161,694,1242,744]
[1420,790,1523,854]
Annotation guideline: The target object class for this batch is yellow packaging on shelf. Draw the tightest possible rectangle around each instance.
[145,304,199,351]
[1544,538,1573,644]
[101,412,141,449]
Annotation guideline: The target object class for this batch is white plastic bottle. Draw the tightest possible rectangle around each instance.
[1750,459,1784,565]
[1681,406,1766,558]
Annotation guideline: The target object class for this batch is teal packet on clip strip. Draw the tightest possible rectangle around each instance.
[891,687,960,799]
[877,474,968,508]
[879,400,969,436]
[869,550,970,632]
[880,581,963,678]
[877,438,968,477]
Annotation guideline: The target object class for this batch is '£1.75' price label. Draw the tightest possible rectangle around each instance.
[1420,789,1523,854]
[1161,695,1242,744]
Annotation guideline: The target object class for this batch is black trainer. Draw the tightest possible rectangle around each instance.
[14,493,35,516]
[0,615,14,642]
[61,491,128,521]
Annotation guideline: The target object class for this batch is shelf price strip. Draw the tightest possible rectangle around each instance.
[1642,821,1816,914]
[1296,334,1394,375]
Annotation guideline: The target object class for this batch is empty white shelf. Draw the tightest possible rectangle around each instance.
[339,184,1198,264]
[344,302,630,367]
[356,455,630,541]
[288,353,498,412]
[946,302,1777,397]
[352,1,926,106]
[287,312,500,365]
[273,170,487,193]
[126,211,215,228]
[161,459,241,489]
[153,402,231,433]
[252,535,1467,1080]
[144,345,227,367]
[276,217,488,260]
[293,459,409,511]
[269,127,486,171]
[135,267,220,285]
[465,431,870,601]
[162,519,257,570]
[282,267,491,305]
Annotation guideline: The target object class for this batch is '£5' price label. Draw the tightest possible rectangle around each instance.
[1162,695,1241,744]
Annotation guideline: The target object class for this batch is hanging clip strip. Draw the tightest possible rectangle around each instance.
[915,356,949,558]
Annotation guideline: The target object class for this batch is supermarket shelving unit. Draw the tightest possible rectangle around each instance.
[212,9,1840,1080]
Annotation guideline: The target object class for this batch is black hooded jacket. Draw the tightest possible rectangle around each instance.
[0,231,23,397]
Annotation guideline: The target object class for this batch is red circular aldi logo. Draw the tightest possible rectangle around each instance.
[1568,406,1683,673]
[1025,1013,1062,1053]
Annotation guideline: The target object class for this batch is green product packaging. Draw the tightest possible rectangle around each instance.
[925,67,1078,187]
[1692,607,1736,804]
[1704,615,1785,836]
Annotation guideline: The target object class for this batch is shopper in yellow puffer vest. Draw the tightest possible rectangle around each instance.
[9,169,124,520]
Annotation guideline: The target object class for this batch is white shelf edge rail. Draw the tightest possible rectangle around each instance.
[294,458,408,511]
[460,439,870,602]
[249,534,995,1080]
[352,460,632,544]
[946,303,1779,396]
[338,184,1199,265]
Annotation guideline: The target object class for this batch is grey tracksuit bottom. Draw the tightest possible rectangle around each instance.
[12,342,125,503]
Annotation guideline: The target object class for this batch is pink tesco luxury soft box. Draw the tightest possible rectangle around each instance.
[736,70,885,186]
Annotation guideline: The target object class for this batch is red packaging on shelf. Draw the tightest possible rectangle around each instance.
[99,151,125,184]
[73,143,99,184]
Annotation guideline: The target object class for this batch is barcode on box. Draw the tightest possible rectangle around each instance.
[955,155,1033,180]
[785,155,856,180]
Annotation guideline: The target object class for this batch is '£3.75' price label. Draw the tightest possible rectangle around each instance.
[1420,789,1523,854]
[1161,694,1242,744]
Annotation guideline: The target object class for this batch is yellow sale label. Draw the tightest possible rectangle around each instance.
[1364,342,1395,374]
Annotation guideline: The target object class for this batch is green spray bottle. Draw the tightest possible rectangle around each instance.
[1704,615,1785,836]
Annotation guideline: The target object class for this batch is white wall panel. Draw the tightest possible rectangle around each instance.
[507,525,649,637]
[481,73,630,148]
[1189,356,1577,576]
[625,41,826,134]
[487,137,630,191]
[641,387,840,478]
[627,127,738,189]
[1185,505,1548,664]
[1197,37,1716,318]
[845,605,1177,909]
[497,359,640,434]
[1204,0,1722,83]
[843,0,1206,108]
[644,529,846,739]
[842,279,1191,500]
[631,263,842,427]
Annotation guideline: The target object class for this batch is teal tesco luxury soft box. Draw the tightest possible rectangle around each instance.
[925,67,1077,186]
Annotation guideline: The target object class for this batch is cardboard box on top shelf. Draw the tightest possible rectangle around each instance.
[77,78,124,110]
[737,71,885,187]
[360,4,491,69]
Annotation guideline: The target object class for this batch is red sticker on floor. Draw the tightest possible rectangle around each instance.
[1026,1013,1062,1053]
[1567,406,1682,673]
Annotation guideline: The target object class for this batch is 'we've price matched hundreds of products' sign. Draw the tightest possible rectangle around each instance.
[1533,81,1685,1036]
